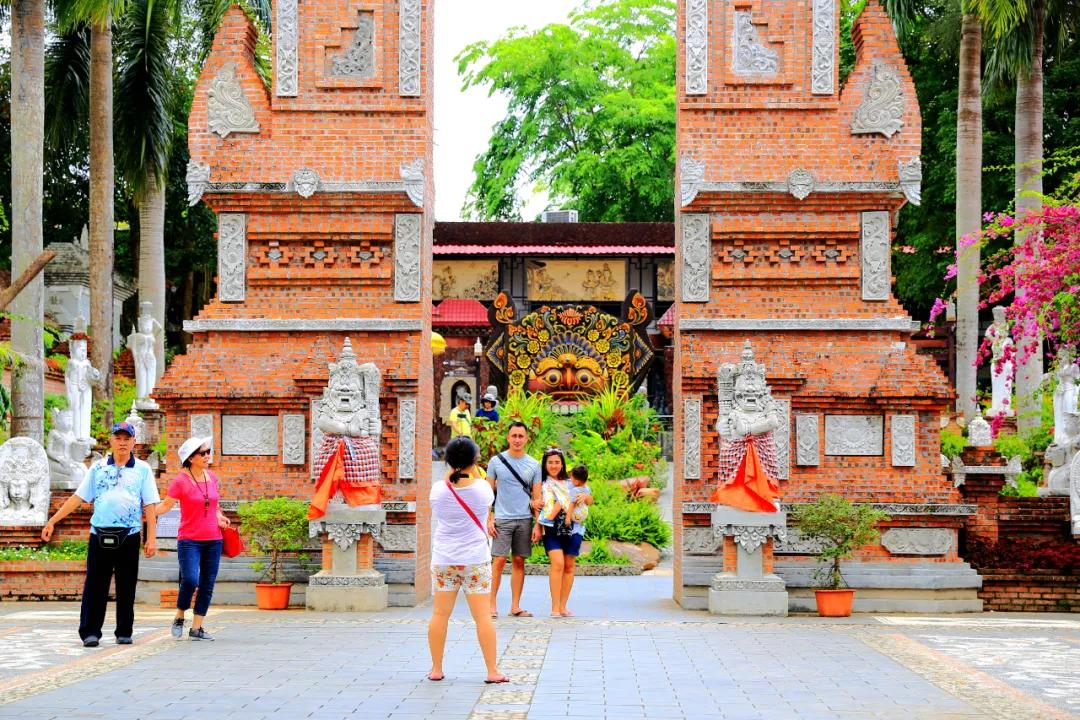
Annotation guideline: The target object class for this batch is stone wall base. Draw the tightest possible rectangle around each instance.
[708,574,788,616]
[306,575,389,612]
[0,560,87,600]
[978,570,1080,612]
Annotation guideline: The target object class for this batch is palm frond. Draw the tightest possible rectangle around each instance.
[970,0,1030,40]
[44,23,91,152]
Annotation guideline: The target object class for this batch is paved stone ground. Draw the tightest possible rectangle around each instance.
[1,577,1078,720]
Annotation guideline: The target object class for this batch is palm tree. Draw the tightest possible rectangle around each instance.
[8,0,47,441]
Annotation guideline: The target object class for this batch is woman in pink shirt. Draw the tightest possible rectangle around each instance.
[155,436,229,640]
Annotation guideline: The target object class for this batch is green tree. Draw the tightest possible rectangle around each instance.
[457,0,676,222]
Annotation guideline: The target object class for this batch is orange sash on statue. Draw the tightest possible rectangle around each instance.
[709,438,778,512]
[308,441,382,520]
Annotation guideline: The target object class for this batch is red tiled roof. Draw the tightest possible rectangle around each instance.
[434,222,674,250]
[433,244,673,256]
[657,305,675,327]
[432,299,490,327]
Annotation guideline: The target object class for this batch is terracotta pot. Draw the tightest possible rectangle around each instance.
[814,589,855,617]
[255,582,293,610]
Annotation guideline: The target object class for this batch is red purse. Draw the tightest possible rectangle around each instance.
[222,526,244,558]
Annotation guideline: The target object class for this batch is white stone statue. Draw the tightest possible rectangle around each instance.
[124,405,146,445]
[1044,412,1080,496]
[1051,352,1080,446]
[65,331,100,441]
[0,437,51,526]
[46,408,90,490]
[985,306,1015,418]
[967,409,992,447]
[1069,446,1080,535]
[128,301,165,410]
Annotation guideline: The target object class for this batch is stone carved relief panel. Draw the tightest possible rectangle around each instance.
[190,414,214,448]
[731,11,778,76]
[394,214,422,302]
[683,397,702,480]
[222,415,278,456]
[811,0,836,94]
[861,211,890,301]
[680,156,705,207]
[398,397,417,480]
[774,398,790,480]
[276,0,298,96]
[400,159,425,208]
[0,437,50,526]
[207,63,260,138]
[795,414,819,466]
[186,161,210,207]
[891,414,916,467]
[330,12,376,78]
[217,214,247,303]
[899,158,922,206]
[881,528,954,556]
[681,214,710,303]
[399,0,421,96]
[685,0,708,95]
[282,414,306,466]
[851,61,905,137]
[683,526,722,555]
[825,415,884,456]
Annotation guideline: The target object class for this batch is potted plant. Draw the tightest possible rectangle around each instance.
[791,494,890,617]
[237,497,310,610]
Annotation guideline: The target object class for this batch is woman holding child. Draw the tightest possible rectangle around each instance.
[532,448,592,617]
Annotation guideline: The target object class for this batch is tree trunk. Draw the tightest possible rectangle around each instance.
[954,13,982,421]
[138,175,167,379]
[89,18,116,426]
[9,0,46,442]
[1013,0,1045,432]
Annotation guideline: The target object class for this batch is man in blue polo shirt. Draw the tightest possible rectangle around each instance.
[42,421,159,647]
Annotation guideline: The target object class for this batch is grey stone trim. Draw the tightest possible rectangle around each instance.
[186,161,210,206]
[309,573,385,587]
[787,168,814,200]
[217,213,246,302]
[398,397,417,480]
[775,398,790,480]
[731,11,778,75]
[811,0,836,94]
[398,0,421,96]
[774,529,825,555]
[695,180,903,194]
[683,526,722,555]
[184,318,423,333]
[200,180,409,196]
[861,211,890,301]
[825,414,884,456]
[310,521,386,551]
[381,501,416,513]
[680,155,705,206]
[207,62,259,138]
[685,0,708,95]
[400,159,425,208]
[683,397,702,479]
[680,317,912,331]
[851,60,905,137]
[899,158,922,206]
[221,415,278,456]
[710,577,787,592]
[686,502,979,516]
[711,509,787,553]
[890,414,916,467]
[394,214,422,302]
[881,528,954,556]
[795,414,819,466]
[282,413,306,466]
[375,524,416,552]
[275,0,298,97]
[190,414,213,448]
[681,214,710,302]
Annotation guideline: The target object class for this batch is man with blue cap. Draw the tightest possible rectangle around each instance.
[42,421,160,647]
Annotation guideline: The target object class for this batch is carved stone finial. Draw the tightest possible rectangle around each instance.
[898,158,922,205]
[787,168,814,201]
[681,156,705,207]
[851,61,905,138]
[400,159,425,207]
[292,168,321,198]
[966,410,992,448]
[207,62,260,138]
[186,160,211,206]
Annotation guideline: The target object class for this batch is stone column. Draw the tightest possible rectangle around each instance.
[307,505,388,611]
[708,508,788,616]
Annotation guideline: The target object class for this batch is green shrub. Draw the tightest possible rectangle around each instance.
[940,430,966,459]
[0,541,88,561]
[90,376,137,446]
[237,497,310,584]
[578,538,630,565]
[471,392,569,464]
[43,393,68,434]
[791,494,889,590]
[585,479,670,548]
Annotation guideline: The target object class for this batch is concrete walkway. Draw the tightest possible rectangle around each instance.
[1,576,1078,720]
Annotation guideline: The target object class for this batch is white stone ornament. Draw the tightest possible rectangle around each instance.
[899,158,922,206]
[400,159,425,208]
[128,301,164,410]
[315,338,382,442]
[191,414,214,446]
[222,415,278,455]
[282,414,306,466]
[394,214,422,303]
[966,410,992,448]
[66,331,101,442]
[851,61,905,138]
[824,415,884,456]
[795,414,819,466]
[685,0,708,94]
[1051,351,1079,445]
[861,211,890,301]
[811,0,836,95]
[186,160,211,206]
[398,398,417,480]
[986,306,1015,418]
[881,528,953,555]
[207,62,260,138]
[276,0,298,97]
[773,398,790,480]
[292,168,321,198]
[217,213,247,302]
[681,214,710,302]
[1069,448,1080,535]
[684,397,702,479]
[787,169,814,201]
[891,414,916,467]
[731,11,778,75]
[680,156,705,207]
[331,12,375,77]
[47,408,90,490]
[0,437,51,526]
[399,0,422,96]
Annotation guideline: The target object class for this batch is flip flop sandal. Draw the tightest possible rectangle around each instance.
[427,673,445,681]
[484,675,510,684]
[509,609,532,617]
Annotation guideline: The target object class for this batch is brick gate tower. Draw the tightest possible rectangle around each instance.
[673,0,981,612]
[157,0,434,605]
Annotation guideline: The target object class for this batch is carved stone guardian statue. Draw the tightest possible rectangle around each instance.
[128,301,165,410]
[65,319,100,442]
[1051,352,1079,446]
[966,409,992,448]
[985,306,1015,417]
[1044,412,1080,497]
[0,437,51,526]
[308,338,383,519]
[47,408,91,490]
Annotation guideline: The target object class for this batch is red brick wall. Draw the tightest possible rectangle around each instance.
[0,560,86,600]
[978,571,1080,612]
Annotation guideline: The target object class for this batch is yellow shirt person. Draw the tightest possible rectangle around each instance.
[446,397,473,438]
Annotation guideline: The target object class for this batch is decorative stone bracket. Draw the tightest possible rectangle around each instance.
[712,508,788,553]
[948,456,1022,489]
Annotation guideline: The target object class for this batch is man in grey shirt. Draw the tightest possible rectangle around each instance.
[486,421,542,617]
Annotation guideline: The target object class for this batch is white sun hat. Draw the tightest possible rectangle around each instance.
[178,436,213,465]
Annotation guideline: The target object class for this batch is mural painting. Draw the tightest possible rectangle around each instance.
[432,260,499,301]
[526,259,626,302]
[656,260,675,302]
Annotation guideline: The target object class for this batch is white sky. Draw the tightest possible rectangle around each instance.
[433,1,581,221]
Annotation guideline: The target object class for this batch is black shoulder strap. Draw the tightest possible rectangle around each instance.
[495,453,533,497]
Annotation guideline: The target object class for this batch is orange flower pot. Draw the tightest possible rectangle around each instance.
[814,589,855,617]
[254,583,293,610]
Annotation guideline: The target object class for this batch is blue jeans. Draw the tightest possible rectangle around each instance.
[177,539,222,617]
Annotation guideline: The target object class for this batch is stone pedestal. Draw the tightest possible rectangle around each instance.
[707,508,788,616]
[306,505,388,611]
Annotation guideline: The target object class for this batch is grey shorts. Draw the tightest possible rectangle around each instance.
[491,517,533,558]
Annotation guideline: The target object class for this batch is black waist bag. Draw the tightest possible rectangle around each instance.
[95,527,130,550]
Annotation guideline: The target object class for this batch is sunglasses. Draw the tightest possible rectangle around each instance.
[194,449,212,457]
